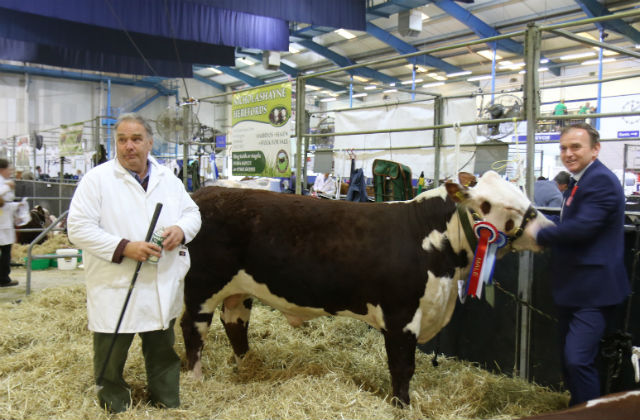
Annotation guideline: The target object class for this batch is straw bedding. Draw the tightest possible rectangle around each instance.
[0,285,569,419]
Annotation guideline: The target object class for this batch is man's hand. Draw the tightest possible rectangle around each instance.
[161,225,185,251]
[123,241,162,262]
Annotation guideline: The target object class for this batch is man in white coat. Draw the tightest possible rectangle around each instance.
[0,159,18,287]
[68,113,201,412]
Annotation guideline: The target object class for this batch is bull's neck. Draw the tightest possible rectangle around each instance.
[446,204,476,265]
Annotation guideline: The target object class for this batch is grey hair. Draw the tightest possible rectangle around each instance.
[114,113,153,139]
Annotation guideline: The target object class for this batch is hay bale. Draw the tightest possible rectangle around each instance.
[0,285,569,419]
[11,235,75,264]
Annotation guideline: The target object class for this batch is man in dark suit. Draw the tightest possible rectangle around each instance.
[526,122,631,406]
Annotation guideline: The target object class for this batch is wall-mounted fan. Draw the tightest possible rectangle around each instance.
[477,94,523,140]
[155,104,200,143]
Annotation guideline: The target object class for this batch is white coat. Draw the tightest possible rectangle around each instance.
[67,157,202,333]
[0,176,16,246]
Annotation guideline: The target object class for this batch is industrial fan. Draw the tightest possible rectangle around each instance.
[477,94,523,140]
[155,104,200,143]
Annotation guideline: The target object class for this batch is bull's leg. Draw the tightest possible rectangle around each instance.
[382,328,418,406]
[180,307,214,379]
[220,295,253,361]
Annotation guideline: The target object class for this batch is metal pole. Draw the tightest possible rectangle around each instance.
[433,97,443,187]
[295,76,305,195]
[517,22,542,381]
[182,105,189,190]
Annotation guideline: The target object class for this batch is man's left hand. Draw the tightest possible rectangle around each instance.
[161,225,185,251]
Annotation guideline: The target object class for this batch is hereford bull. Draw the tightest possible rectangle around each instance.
[181,171,552,405]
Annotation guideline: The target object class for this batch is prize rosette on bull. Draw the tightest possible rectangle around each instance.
[465,221,507,299]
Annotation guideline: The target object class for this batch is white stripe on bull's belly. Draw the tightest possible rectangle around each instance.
[421,229,446,252]
[200,269,329,324]
[337,303,386,331]
[409,270,458,343]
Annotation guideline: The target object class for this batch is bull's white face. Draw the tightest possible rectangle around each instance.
[450,171,554,253]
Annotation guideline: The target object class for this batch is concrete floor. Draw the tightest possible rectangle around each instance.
[0,265,85,303]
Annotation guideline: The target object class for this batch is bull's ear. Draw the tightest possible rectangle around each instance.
[458,172,477,187]
[445,182,470,203]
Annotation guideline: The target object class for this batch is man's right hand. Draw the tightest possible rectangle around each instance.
[123,241,162,262]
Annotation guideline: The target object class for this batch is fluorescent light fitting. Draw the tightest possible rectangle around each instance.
[335,29,356,39]
[423,82,445,88]
[306,85,321,91]
[446,70,472,77]
[602,49,619,57]
[581,58,616,65]
[364,85,377,90]
[289,43,302,54]
[540,58,549,64]
[351,93,368,98]
[383,89,398,94]
[519,70,526,74]
[389,83,396,87]
[636,44,640,49]
[421,12,430,20]
[352,75,369,83]
[416,65,428,73]
[538,67,549,72]
[560,51,596,60]
[477,50,502,60]
[401,79,423,85]
[467,75,492,81]
[320,97,337,102]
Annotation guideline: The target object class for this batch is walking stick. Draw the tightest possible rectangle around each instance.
[97,202,163,387]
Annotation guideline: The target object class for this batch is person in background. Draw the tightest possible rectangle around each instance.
[554,99,568,131]
[525,123,630,406]
[312,172,337,197]
[35,166,42,180]
[554,171,571,193]
[533,176,563,208]
[0,159,18,287]
[578,102,591,115]
[67,113,202,413]
[417,171,426,194]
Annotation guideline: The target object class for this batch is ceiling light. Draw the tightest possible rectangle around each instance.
[446,70,472,77]
[401,79,423,85]
[421,12,429,20]
[383,89,398,94]
[423,82,445,88]
[352,75,369,83]
[602,50,619,56]
[636,44,640,49]
[560,51,596,60]
[389,83,396,87]
[289,43,302,54]
[335,29,356,39]
[467,75,492,81]
[519,70,526,74]
[477,50,502,60]
[320,97,337,102]
[415,65,428,73]
[538,67,549,72]
[306,85,321,91]
[352,93,368,98]
[364,85,377,90]
[581,58,616,65]
[576,32,597,41]
[540,58,549,64]
[405,64,414,70]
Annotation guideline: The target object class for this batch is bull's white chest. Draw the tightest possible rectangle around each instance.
[403,270,459,344]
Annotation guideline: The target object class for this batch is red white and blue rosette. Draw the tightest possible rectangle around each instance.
[464,221,507,299]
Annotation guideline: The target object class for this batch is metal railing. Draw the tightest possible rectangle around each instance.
[25,210,80,295]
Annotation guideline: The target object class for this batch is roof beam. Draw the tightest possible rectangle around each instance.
[0,63,175,95]
[296,39,399,85]
[573,0,640,44]
[215,66,264,87]
[193,74,226,91]
[366,22,462,74]
[430,0,561,76]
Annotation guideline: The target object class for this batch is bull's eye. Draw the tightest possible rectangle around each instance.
[505,219,514,232]
[481,201,491,215]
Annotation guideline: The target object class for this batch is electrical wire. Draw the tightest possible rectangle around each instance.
[103,0,159,77]
[162,0,191,100]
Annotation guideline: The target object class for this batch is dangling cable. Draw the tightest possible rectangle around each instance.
[162,0,190,100]
[103,0,159,77]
